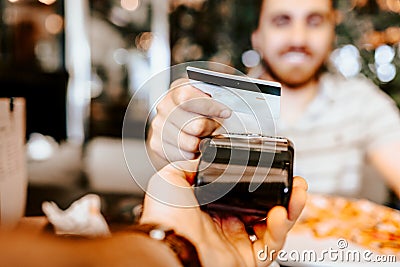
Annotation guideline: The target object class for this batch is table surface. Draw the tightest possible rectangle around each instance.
[0,196,400,267]
[17,216,47,231]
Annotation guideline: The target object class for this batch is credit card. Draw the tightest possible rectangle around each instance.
[187,66,281,135]
[187,66,280,119]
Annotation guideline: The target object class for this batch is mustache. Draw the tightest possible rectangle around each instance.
[281,46,312,56]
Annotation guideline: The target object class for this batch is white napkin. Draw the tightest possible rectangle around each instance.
[42,194,111,238]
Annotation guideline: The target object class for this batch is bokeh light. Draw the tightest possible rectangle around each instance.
[135,32,154,52]
[385,0,400,13]
[331,44,361,78]
[375,45,397,83]
[113,48,129,65]
[375,45,395,65]
[377,63,396,83]
[45,14,63,34]
[38,0,56,5]
[121,0,140,11]
[241,49,260,68]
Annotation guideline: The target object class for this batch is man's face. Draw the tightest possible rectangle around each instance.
[252,0,336,88]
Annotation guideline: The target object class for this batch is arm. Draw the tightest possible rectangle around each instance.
[361,85,400,199]
[0,229,183,267]
[146,78,231,169]
[367,141,400,198]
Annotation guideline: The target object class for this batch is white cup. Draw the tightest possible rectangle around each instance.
[0,98,27,230]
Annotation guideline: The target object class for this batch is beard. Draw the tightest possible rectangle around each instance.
[261,56,327,89]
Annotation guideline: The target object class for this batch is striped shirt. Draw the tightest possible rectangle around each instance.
[277,73,400,197]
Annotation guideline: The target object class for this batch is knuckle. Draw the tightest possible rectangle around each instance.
[179,135,200,153]
[175,88,192,104]
[170,78,187,88]
[189,137,201,151]
[155,96,170,114]
[155,102,163,114]
[148,137,162,155]
[182,152,196,160]
[151,116,163,131]
[187,118,208,136]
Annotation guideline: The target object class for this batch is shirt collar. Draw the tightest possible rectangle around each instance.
[318,72,344,101]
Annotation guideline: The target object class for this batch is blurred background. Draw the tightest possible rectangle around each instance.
[0,0,399,218]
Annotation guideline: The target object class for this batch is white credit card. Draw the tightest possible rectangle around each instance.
[187,66,281,135]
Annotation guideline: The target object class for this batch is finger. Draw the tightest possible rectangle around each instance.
[165,105,223,137]
[180,112,223,137]
[197,213,247,267]
[288,189,306,223]
[161,119,202,155]
[157,97,221,138]
[253,177,308,239]
[150,115,200,159]
[141,164,199,224]
[253,206,290,266]
[264,206,289,247]
[142,161,200,209]
[161,160,199,187]
[162,142,198,162]
[167,160,199,185]
[203,213,225,240]
[293,176,308,191]
[253,207,288,266]
[210,212,223,229]
[157,82,225,124]
[287,178,308,222]
[141,161,202,216]
[148,125,196,162]
[182,160,199,185]
[179,97,232,119]
[170,80,232,118]
[221,216,254,267]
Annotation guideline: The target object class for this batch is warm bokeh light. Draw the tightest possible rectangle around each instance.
[362,31,385,50]
[135,32,154,52]
[377,0,400,12]
[386,0,400,12]
[384,26,400,44]
[361,27,400,50]
[376,0,400,13]
[45,14,63,34]
[38,0,57,5]
[352,0,369,8]
[121,0,140,11]
[179,13,195,30]
[171,37,203,63]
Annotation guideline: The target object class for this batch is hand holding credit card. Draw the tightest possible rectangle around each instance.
[186,66,281,135]
[186,67,293,220]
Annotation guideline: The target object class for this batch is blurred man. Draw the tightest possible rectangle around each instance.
[147,0,400,199]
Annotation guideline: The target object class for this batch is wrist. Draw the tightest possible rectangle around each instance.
[127,233,184,266]
[131,223,202,267]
